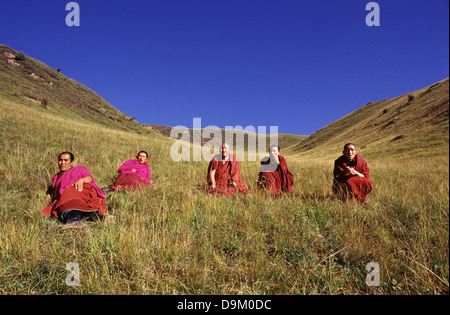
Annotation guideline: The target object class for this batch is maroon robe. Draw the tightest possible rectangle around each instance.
[333,154,373,202]
[257,155,294,195]
[207,154,248,196]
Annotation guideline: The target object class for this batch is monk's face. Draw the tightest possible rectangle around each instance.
[269,146,279,159]
[343,145,357,162]
[137,152,148,164]
[221,144,230,159]
[58,153,74,173]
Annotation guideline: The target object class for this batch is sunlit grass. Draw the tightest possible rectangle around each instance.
[0,98,448,294]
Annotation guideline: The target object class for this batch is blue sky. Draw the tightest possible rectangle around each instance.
[1,0,448,135]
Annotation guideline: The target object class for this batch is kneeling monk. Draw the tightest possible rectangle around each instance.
[257,145,294,195]
[332,143,373,203]
[41,152,107,225]
[108,151,153,191]
[207,143,248,196]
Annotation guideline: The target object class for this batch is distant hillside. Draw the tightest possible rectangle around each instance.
[285,78,449,159]
[0,44,151,134]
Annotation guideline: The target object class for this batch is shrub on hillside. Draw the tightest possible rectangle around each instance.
[41,98,49,108]
[14,52,26,62]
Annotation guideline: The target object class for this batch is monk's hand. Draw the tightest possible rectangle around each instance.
[45,194,51,204]
[211,183,216,189]
[74,178,85,192]
[347,167,364,177]
[345,166,355,176]
[232,181,237,188]
[131,169,137,173]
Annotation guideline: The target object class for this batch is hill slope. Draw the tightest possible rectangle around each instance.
[0,44,151,134]
[285,78,449,160]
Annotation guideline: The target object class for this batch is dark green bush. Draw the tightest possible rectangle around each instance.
[14,52,26,62]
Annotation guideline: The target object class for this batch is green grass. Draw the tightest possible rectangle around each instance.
[1,97,448,295]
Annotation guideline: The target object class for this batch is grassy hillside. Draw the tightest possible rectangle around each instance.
[0,45,151,134]
[285,78,449,161]
[0,46,448,295]
[1,92,448,295]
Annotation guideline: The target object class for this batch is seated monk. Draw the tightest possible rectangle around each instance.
[257,145,294,195]
[207,143,248,196]
[41,152,107,227]
[332,143,373,203]
[107,151,153,191]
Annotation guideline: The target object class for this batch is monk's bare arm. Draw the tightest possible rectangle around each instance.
[210,170,216,188]
[74,176,93,191]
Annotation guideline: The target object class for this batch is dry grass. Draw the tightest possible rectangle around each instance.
[285,78,449,161]
[1,96,448,295]
[0,44,150,134]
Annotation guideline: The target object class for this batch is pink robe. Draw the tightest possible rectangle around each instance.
[109,159,152,191]
[117,159,151,182]
[41,166,106,219]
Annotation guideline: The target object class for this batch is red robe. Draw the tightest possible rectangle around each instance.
[257,155,294,195]
[333,154,373,202]
[207,154,248,196]
[41,166,107,221]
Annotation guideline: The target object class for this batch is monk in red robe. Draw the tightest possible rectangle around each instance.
[207,143,248,196]
[41,152,107,227]
[332,143,373,203]
[257,145,294,196]
[107,151,153,191]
